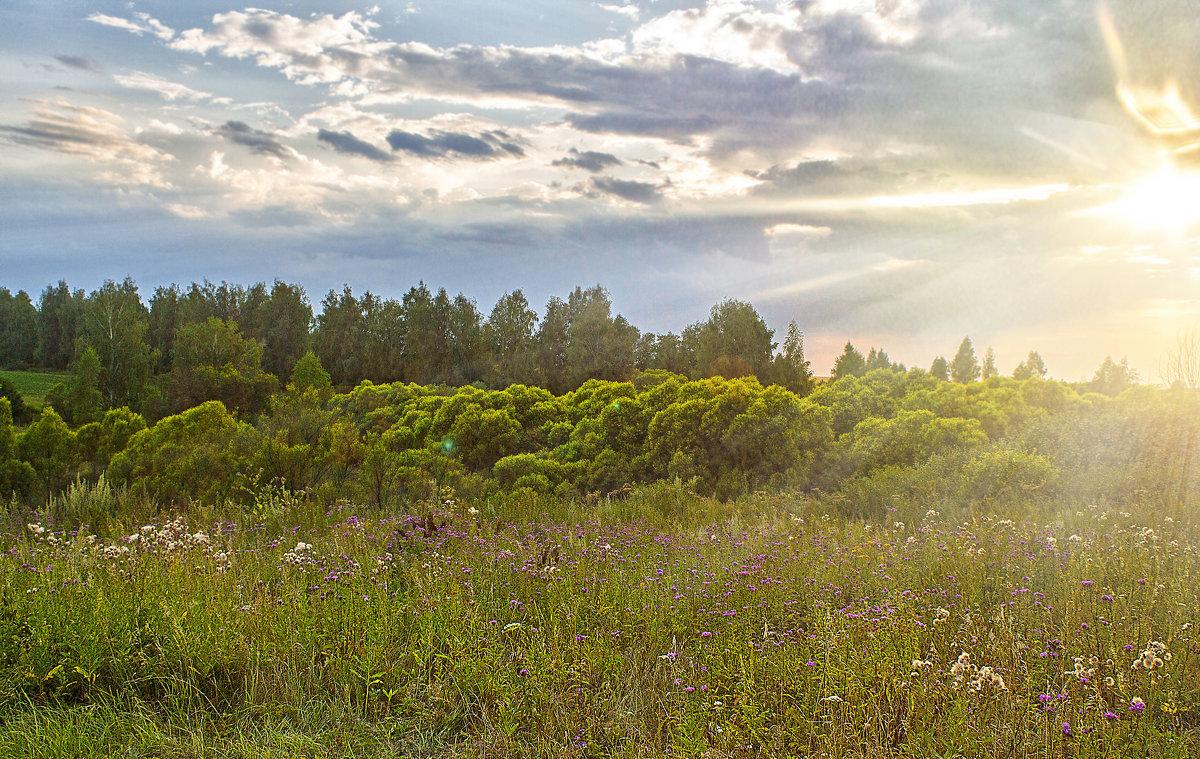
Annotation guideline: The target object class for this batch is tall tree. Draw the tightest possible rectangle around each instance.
[535,296,571,393]
[79,278,155,410]
[36,281,85,370]
[562,285,639,388]
[486,290,539,387]
[1013,351,1048,380]
[148,284,182,373]
[865,347,892,372]
[171,317,278,415]
[248,281,312,380]
[769,321,813,395]
[981,347,998,379]
[831,342,867,380]
[312,286,366,387]
[950,336,981,384]
[448,293,487,385]
[0,288,38,369]
[929,356,949,381]
[688,299,774,381]
[1091,355,1138,396]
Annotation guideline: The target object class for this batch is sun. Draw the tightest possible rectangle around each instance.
[1101,161,1200,237]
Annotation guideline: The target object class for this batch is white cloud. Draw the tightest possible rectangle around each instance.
[114,71,212,102]
[597,3,640,21]
[86,12,174,41]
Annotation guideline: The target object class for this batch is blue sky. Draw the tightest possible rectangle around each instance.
[2,0,1199,379]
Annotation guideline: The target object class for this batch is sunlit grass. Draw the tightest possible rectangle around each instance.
[0,484,1196,758]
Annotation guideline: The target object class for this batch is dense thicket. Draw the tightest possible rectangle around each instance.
[3,356,1196,523]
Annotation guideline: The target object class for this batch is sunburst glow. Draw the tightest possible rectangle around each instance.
[1100,162,1200,237]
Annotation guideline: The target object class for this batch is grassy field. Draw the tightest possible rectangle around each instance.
[0,369,66,406]
[0,480,1195,758]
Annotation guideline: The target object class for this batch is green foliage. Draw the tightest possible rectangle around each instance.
[289,349,332,394]
[46,346,104,425]
[78,278,156,411]
[831,341,867,380]
[170,318,278,415]
[929,355,949,381]
[950,336,980,383]
[108,401,258,506]
[0,287,38,369]
[1013,350,1048,380]
[15,406,78,495]
[0,376,32,425]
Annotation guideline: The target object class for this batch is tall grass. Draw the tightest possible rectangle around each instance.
[0,485,1196,757]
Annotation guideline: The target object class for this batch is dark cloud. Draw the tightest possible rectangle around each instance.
[54,55,99,71]
[316,128,392,162]
[385,129,524,159]
[215,120,289,158]
[591,176,661,204]
[552,148,622,172]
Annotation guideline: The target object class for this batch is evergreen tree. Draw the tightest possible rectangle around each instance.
[1013,351,1048,380]
[831,342,867,380]
[981,347,998,379]
[929,356,949,381]
[1090,356,1138,396]
[865,347,892,372]
[770,321,813,395]
[486,290,539,387]
[950,336,981,383]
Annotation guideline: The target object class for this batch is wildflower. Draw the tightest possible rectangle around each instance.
[26,524,44,536]
[1061,722,1072,736]
[1129,697,1145,712]
[1103,711,1118,720]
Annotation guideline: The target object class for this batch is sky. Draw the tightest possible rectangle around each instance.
[2,0,1199,380]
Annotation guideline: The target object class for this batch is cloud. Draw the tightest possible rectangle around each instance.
[215,121,291,158]
[317,129,392,162]
[596,3,640,21]
[385,129,524,159]
[591,176,661,203]
[54,55,99,72]
[0,101,173,186]
[114,71,212,102]
[86,12,174,41]
[552,148,622,172]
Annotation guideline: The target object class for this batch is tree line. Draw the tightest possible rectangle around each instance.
[1,279,1142,430]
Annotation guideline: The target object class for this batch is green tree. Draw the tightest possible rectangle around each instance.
[108,400,258,506]
[16,407,78,495]
[486,290,540,387]
[1090,356,1138,396]
[312,286,366,387]
[36,281,85,370]
[148,284,182,373]
[688,299,774,381]
[249,281,312,380]
[950,336,981,384]
[46,346,104,425]
[865,347,892,372]
[0,398,37,501]
[562,286,639,388]
[79,278,156,410]
[929,356,949,381]
[171,317,278,415]
[1013,351,1048,380]
[832,342,867,380]
[289,350,332,395]
[981,347,998,379]
[0,377,32,425]
[769,321,813,395]
[0,288,38,369]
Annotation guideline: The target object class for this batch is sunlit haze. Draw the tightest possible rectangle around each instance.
[2,0,1199,380]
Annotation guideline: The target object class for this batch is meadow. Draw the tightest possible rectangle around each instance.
[1,477,1195,758]
[0,370,65,408]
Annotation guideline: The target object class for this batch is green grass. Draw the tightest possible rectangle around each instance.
[0,482,1196,758]
[0,369,67,405]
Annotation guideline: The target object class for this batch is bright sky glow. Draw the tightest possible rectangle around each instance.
[2,0,1199,380]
